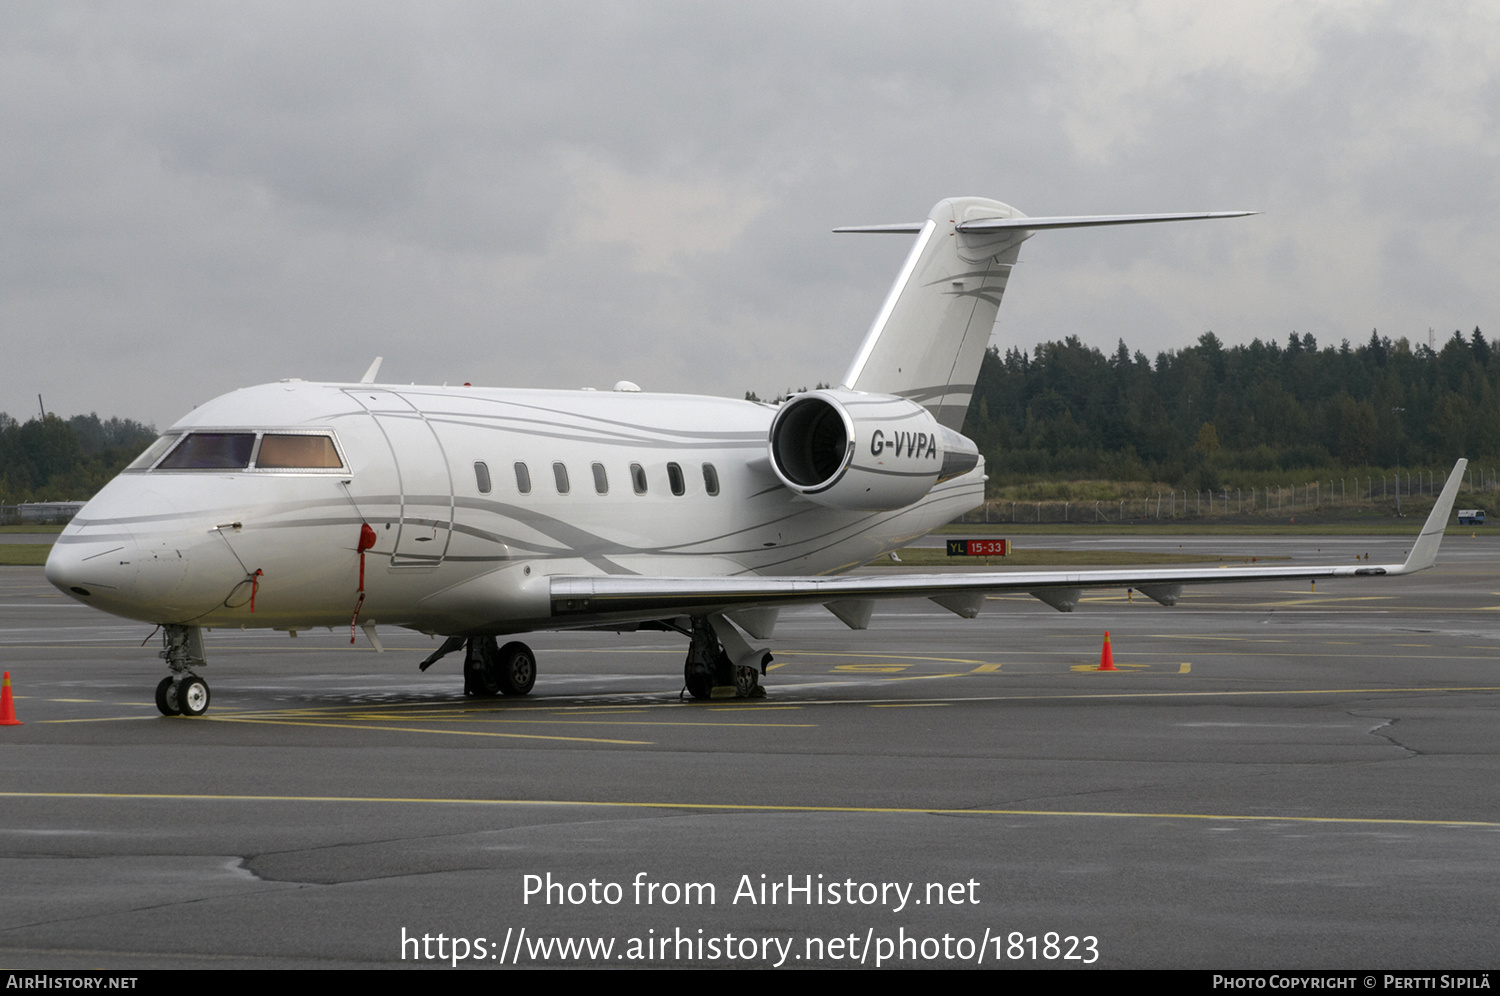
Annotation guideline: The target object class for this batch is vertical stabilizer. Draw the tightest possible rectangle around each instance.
[837,200,1254,430]
[840,197,1028,429]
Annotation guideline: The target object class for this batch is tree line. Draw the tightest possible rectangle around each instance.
[5,327,1496,504]
[0,413,156,504]
[962,328,1498,491]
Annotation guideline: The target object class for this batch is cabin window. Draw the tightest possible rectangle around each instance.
[630,463,647,495]
[553,462,570,494]
[256,434,343,469]
[157,433,256,470]
[514,462,531,494]
[126,434,181,471]
[667,462,685,496]
[592,462,608,494]
[702,462,720,496]
[474,461,492,494]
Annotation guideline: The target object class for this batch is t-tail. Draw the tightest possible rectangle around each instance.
[837,197,1255,429]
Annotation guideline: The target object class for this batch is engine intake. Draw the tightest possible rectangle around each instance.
[768,390,977,510]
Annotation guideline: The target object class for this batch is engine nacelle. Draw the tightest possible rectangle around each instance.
[767,389,979,510]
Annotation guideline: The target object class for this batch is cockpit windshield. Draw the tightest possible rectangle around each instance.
[128,431,345,473]
[158,433,256,470]
[256,434,343,469]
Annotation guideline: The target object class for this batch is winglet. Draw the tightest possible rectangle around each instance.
[359,357,383,384]
[1395,459,1467,574]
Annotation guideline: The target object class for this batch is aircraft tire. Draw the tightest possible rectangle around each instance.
[683,663,713,700]
[734,665,760,698]
[155,676,181,716]
[464,639,503,697]
[497,641,535,696]
[178,676,210,717]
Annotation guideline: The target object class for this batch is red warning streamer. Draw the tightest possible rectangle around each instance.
[351,524,377,644]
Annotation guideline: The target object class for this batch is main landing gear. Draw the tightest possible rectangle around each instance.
[155,624,211,717]
[417,635,536,697]
[463,636,536,697]
[682,615,771,701]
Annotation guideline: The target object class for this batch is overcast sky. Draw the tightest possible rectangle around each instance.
[4,2,1499,428]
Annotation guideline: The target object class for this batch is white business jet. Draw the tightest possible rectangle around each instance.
[45,197,1466,716]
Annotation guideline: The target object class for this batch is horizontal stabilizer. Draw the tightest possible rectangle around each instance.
[833,223,926,234]
[836,211,1254,235]
[956,211,1256,232]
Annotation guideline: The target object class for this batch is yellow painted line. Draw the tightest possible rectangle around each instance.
[1178,663,1192,674]
[885,672,968,682]
[294,716,814,728]
[784,651,989,666]
[1153,635,1287,642]
[33,685,1500,726]
[206,716,652,745]
[0,791,1493,828]
[761,686,1500,708]
[971,664,1003,673]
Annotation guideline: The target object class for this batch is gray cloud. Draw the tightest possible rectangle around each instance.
[3,1,1498,427]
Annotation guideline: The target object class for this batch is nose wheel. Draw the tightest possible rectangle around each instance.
[155,676,179,715]
[155,624,211,716]
[155,674,211,716]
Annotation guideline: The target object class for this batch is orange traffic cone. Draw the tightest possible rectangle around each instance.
[1,671,22,726]
[1096,632,1118,671]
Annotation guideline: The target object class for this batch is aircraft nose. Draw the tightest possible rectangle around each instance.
[45,482,199,623]
[46,522,149,624]
[46,522,139,606]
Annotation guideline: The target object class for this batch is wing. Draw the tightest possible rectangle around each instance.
[551,460,1466,626]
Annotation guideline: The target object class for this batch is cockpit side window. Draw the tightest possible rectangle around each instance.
[125,434,182,471]
[157,433,256,470]
[256,434,343,469]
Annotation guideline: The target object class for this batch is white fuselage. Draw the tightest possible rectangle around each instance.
[46,381,986,636]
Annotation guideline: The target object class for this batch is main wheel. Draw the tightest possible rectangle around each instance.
[683,661,713,700]
[155,676,181,716]
[464,640,503,697]
[734,664,760,698]
[497,641,536,696]
[178,676,210,716]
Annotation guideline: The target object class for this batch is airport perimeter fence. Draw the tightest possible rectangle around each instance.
[956,467,1500,525]
[0,502,86,526]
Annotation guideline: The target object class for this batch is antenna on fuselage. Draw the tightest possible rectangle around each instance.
[359,357,383,384]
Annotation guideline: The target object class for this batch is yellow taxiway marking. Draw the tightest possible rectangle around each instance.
[307,715,813,728]
[0,791,1493,829]
[784,651,989,666]
[207,716,653,744]
[1178,663,1192,674]
[971,663,1003,673]
[35,684,1500,727]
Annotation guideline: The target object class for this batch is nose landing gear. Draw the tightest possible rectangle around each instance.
[154,624,210,717]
